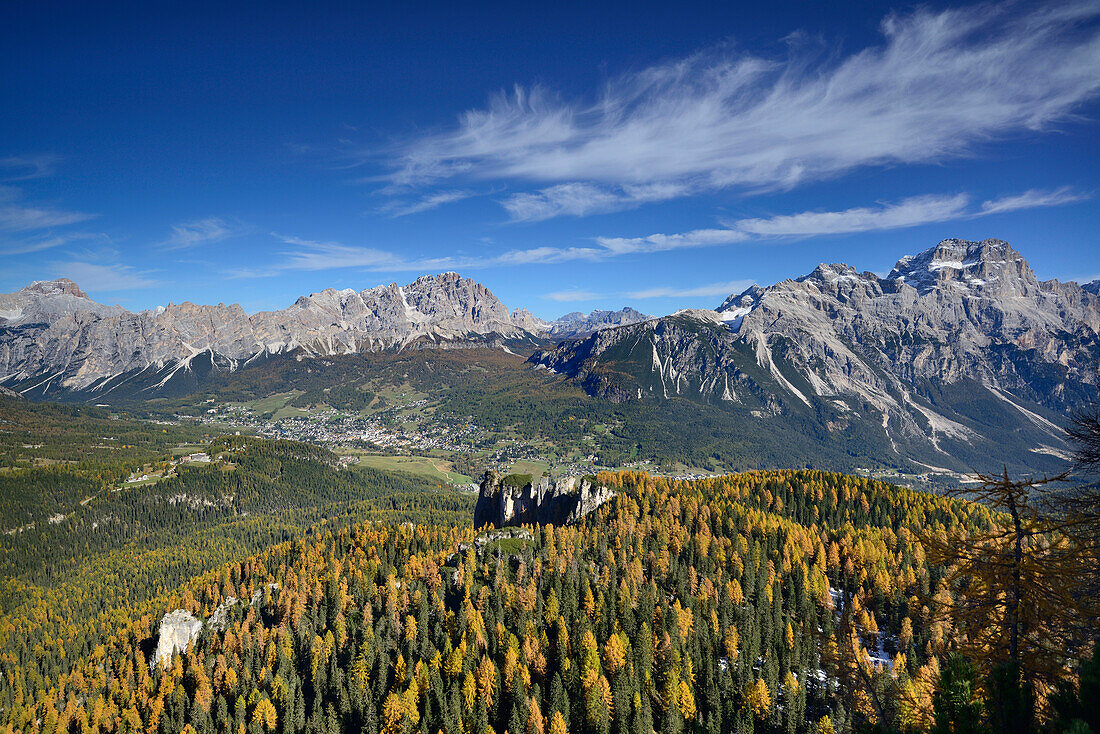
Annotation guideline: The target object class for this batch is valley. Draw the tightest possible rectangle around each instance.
[1,237,1098,734]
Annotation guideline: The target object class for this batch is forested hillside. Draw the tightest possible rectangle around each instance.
[0,424,474,734]
[3,465,1093,734]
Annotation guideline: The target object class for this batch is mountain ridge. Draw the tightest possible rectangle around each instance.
[529,238,1100,472]
[0,272,543,391]
[547,307,652,338]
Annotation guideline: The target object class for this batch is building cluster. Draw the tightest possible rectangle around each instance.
[184,402,492,455]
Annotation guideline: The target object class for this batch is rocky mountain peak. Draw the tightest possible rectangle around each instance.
[888,238,1035,295]
[531,237,1100,473]
[294,287,361,309]
[548,307,652,338]
[800,262,865,284]
[24,278,89,298]
[399,272,514,328]
[1,278,123,323]
[417,270,461,283]
[716,285,764,314]
[511,308,550,333]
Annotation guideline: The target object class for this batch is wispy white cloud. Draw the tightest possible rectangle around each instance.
[49,261,159,291]
[596,228,750,255]
[162,217,244,250]
[979,186,1090,215]
[251,185,1085,278]
[0,201,96,231]
[380,190,475,217]
[502,181,689,222]
[0,178,105,256]
[487,245,604,266]
[0,154,60,181]
[0,232,105,256]
[233,233,605,277]
[733,194,972,236]
[542,278,756,304]
[273,234,438,272]
[617,187,1088,244]
[225,266,282,279]
[380,1,1100,220]
[545,290,603,302]
[627,279,755,299]
[0,182,97,235]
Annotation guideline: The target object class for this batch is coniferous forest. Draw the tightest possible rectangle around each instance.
[1,393,1098,734]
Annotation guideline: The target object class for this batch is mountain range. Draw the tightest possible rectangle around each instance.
[532,238,1099,471]
[2,237,1097,473]
[0,273,645,394]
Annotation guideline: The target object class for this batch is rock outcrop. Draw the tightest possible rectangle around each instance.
[474,470,616,528]
[151,609,203,669]
[511,308,551,334]
[151,583,279,667]
[207,597,239,632]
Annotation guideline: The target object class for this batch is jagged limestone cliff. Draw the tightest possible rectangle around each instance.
[473,470,615,528]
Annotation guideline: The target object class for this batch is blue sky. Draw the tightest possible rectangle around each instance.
[1,0,1098,319]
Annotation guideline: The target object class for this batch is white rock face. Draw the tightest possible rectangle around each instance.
[511,308,551,334]
[151,609,203,669]
[250,583,280,607]
[0,272,542,390]
[0,279,125,323]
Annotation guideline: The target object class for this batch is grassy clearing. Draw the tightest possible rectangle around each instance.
[236,391,300,414]
[272,405,316,419]
[373,384,429,405]
[352,454,473,485]
[484,537,527,554]
[118,475,169,489]
[170,444,209,456]
[507,460,550,479]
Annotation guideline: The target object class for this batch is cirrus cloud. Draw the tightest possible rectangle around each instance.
[544,289,602,302]
[379,190,476,218]
[978,186,1090,215]
[609,188,1090,247]
[0,201,96,232]
[502,181,691,222]
[733,194,973,236]
[161,217,246,250]
[49,261,159,291]
[626,279,756,300]
[248,185,1087,279]
[378,1,1100,222]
